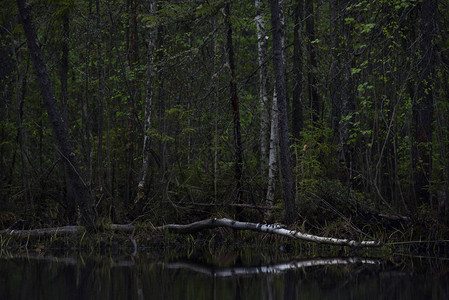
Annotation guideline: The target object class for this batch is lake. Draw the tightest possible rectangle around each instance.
[1,248,448,299]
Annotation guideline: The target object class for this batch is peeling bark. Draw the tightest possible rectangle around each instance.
[255,0,269,172]
[1,218,382,247]
[266,89,279,206]
[156,218,382,247]
[137,0,157,200]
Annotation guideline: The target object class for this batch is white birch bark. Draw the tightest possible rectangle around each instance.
[2,218,382,247]
[137,0,157,197]
[266,0,284,207]
[266,88,279,206]
[156,218,382,247]
[255,0,269,171]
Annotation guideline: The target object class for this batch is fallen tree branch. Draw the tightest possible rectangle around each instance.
[375,213,411,222]
[159,201,279,210]
[1,218,382,247]
[156,218,383,247]
[0,226,82,237]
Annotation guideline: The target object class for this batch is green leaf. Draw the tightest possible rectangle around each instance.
[351,68,362,75]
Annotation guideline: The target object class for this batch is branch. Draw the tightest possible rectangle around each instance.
[156,218,382,247]
[1,226,82,237]
[1,218,383,247]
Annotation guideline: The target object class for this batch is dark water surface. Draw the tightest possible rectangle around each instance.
[1,250,448,300]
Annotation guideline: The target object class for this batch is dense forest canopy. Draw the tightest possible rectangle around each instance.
[1,0,448,230]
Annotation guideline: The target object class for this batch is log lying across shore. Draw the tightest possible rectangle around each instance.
[1,218,382,248]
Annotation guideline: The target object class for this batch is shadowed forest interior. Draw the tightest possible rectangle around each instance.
[1,0,449,236]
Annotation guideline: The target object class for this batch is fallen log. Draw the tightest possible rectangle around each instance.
[1,218,382,247]
[156,218,382,247]
[159,201,279,210]
[376,213,411,222]
[0,225,81,237]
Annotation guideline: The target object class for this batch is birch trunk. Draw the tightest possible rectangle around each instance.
[255,0,269,172]
[137,0,157,200]
[3,218,382,248]
[266,89,279,206]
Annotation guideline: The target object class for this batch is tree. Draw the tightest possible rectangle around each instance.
[255,0,269,173]
[126,0,139,205]
[411,0,437,208]
[137,0,157,200]
[17,0,97,231]
[266,88,279,206]
[331,0,356,182]
[305,0,319,123]
[58,6,76,222]
[292,0,303,141]
[225,3,244,205]
[269,0,296,224]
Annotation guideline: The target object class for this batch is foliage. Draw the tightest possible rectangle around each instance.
[1,0,448,232]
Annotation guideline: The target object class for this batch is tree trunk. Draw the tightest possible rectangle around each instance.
[412,0,437,207]
[266,89,279,206]
[329,0,355,182]
[329,0,340,132]
[96,0,105,202]
[17,0,97,231]
[269,0,296,224]
[137,0,157,200]
[292,0,303,141]
[225,3,243,205]
[255,0,269,173]
[338,0,356,181]
[2,218,382,248]
[126,0,138,205]
[59,10,76,222]
[305,0,319,124]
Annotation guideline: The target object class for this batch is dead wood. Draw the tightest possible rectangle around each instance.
[1,218,382,247]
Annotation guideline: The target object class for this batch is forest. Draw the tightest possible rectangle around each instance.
[1,0,449,245]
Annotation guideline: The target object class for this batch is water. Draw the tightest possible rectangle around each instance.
[1,250,448,299]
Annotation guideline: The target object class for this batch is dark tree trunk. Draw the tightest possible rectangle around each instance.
[96,0,105,199]
[59,10,76,222]
[292,0,303,141]
[0,20,13,111]
[329,0,355,182]
[412,0,437,207]
[126,0,138,205]
[269,0,296,224]
[329,0,341,132]
[225,3,243,205]
[17,0,97,231]
[305,0,319,124]
[0,18,14,205]
[338,0,356,181]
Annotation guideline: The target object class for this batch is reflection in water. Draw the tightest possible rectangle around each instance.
[0,252,448,300]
